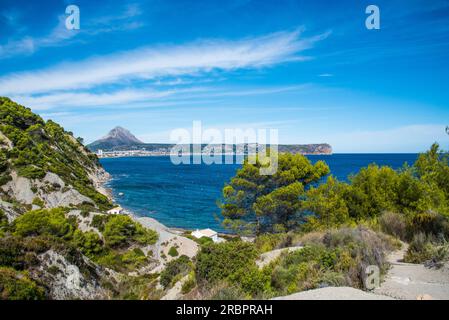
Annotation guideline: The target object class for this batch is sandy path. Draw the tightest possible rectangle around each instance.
[161,275,190,300]
[273,286,394,300]
[374,245,449,300]
[133,216,199,273]
[256,246,303,269]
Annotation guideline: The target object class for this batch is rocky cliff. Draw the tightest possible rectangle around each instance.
[0,98,161,300]
[0,97,112,220]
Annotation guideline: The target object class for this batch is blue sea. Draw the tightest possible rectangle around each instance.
[100,154,418,232]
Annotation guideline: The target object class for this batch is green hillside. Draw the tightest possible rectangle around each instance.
[0,97,111,211]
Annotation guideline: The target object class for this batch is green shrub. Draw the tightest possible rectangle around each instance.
[168,246,179,257]
[72,230,103,257]
[91,214,108,231]
[229,265,270,296]
[407,212,449,239]
[32,197,45,208]
[102,215,158,248]
[80,210,90,218]
[13,208,73,238]
[181,272,196,294]
[207,283,247,300]
[196,236,213,246]
[0,267,45,300]
[404,233,434,263]
[0,236,53,271]
[17,166,46,179]
[94,248,148,272]
[379,212,407,240]
[195,241,258,285]
[160,255,192,289]
[254,233,291,253]
[121,248,148,269]
[113,274,162,300]
[404,232,449,267]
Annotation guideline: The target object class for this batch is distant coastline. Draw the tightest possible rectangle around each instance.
[94,143,333,158]
[96,151,334,159]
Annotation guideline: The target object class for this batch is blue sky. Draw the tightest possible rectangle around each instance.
[0,0,448,152]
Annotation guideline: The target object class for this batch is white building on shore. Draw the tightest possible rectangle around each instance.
[107,206,124,215]
[192,228,220,242]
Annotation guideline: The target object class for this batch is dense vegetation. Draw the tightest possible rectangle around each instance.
[0,208,158,299]
[0,97,111,210]
[187,144,448,299]
[187,227,400,299]
[0,99,165,300]
[221,145,449,236]
[160,255,192,289]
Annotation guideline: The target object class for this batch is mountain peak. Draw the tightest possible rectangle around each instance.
[89,127,143,150]
[104,126,141,141]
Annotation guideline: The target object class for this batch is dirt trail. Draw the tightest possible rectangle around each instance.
[374,244,449,300]
[273,244,449,300]
[256,246,303,268]
[273,286,394,300]
[133,216,199,273]
[161,275,189,300]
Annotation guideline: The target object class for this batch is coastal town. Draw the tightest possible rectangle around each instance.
[95,143,333,158]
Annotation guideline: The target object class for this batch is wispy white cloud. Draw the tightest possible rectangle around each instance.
[0,13,81,59]
[87,3,143,26]
[0,30,330,95]
[0,3,144,60]
[10,84,309,111]
[11,87,208,110]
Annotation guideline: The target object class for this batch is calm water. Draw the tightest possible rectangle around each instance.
[100,154,418,231]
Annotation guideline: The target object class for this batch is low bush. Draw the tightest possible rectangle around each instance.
[13,208,73,238]
[206,282,247,300]
[0,267,45,300]
[72,230,103,257]
[181,272,196,294]
[102,215,158,248]
[267,226,399,296]
[195,241,258,285]
[404,232,449,267]
[254,233,292,253]
[160,255,192,289]
[91,214,108,231]
[113,274,162,300]
[379,212,406,240]
[94,248,149,272]
[121,248,148,269]
[407,212,449,240]
[168,246,179,257]
[17,166,46,179]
